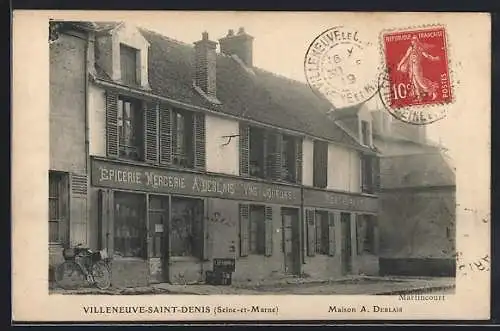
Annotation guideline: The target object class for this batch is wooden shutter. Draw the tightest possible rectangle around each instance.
[98,189,114,254]
[356,214,364,255]
[193,112,206,170]
[58,174,70,246]
[239,204,250,257]
[306,209,316,257]
[295,137,303,184]
[267,133,282,180]
[373,156,381,192]
[314,141,328,188]
[159,103,172,165]
[264,206,273,257]
[144,101,159,164]
[105,91,119,158]
[239,124,250,176]
[372,216,380,255]
[202,200,210,260]
[328,212,336,256]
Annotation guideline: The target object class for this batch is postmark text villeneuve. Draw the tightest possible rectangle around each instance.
[304,26,379,109]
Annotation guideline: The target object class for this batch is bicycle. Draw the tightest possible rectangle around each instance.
[55,244,112,290]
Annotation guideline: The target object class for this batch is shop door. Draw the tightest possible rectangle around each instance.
[282,208,301,275]
[341,212,353,275]
[148,195,170,283]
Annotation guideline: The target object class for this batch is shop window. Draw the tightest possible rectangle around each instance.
[357,215,376,255]
[120,44,139,86]
[249,127,265,178]
[170,198,204,258]
[114,192,147,258]
[48,171,69,245]
[172,110,194,168]
[313,140,328,188]
[249,205,266,255]
[314,211,330,255]
[118,97,144,161]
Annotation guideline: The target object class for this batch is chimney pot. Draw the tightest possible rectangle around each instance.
[238,27,245,35]
[202,31,209,40]
[227,29,234,37]
[219,28,254,67]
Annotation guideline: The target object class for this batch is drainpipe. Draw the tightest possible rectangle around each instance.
[84,30,93,249]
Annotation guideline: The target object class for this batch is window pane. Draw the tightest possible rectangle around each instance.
[250,205,265,255]
[120,44,138,85]
[170,198,203,257]
[249,127,265,178]
[118,97,143,161]
[114,192,146,258]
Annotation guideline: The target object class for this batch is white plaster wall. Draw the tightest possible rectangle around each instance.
[302,138,314,186]
[88,84,107,157]
[205,114,239,175]
[327,144,361,193]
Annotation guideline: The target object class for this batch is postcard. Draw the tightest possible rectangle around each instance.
[12,10,491,322]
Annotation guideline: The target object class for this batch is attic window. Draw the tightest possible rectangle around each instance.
[120,44,139,86]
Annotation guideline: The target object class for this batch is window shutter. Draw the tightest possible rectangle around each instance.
[264,206,273,257]
[306,209,316,257]
[267,133,282,180]
[193,112,206,170]
[144,101,159,164]
[239,124,250,176]
[105,91,119,158]
[328,212,336,256]
[295,138,303,184]
[202,201,210,261]
[373,217,380,255]
[98,189,114,254]
[159,103,172,165]
[356,214,364,255]
[58,174,70,246]
[373,156,381,192]
[239,204,250,257]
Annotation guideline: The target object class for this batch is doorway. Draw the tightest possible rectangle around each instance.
[341,212,353,275]
[282,208,301,275]
[148,195,170,283]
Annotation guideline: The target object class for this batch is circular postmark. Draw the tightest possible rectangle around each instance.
[304,26,379,109]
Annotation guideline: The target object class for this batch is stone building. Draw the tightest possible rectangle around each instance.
[49,21,381,287]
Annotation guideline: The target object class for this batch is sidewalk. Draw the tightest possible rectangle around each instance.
[49,275,455,295]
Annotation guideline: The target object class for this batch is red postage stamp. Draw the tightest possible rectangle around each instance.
[382,26,452,110]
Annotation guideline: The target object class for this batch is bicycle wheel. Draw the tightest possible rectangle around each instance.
[54,261,85,290]
[91,261,111,290]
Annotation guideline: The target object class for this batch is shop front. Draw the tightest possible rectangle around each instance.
[302,188,379,278]
[90,157,302,286]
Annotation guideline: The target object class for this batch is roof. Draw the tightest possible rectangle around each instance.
[87,23,370,151]
[380,152,456,189]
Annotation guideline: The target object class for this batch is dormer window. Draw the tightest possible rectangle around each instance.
[120,44,139,86]
[361,120,371,146]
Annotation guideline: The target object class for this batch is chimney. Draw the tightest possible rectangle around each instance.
[219,27,254,67]
[193,31,217,97]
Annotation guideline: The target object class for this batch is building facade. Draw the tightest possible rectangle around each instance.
[49,22,380,287]
[371,109,456,277]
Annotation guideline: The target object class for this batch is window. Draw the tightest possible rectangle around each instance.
[361,120,370,146]
[249,205,266,255]
[49,171,68,244]
[170,197,204,258]
[172,110,194,168]
[249,127,265,178]
[314,211,330,254]
[114,192,147,258]
[120,44,139,85]
[148,195,169,258]
[281,135,297,182]
[313,140,328,188]
[357,215,376,255]
[118,97,144,161]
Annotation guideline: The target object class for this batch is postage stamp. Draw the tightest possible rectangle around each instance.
[379,25,453,125]
[304,26,379,109]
